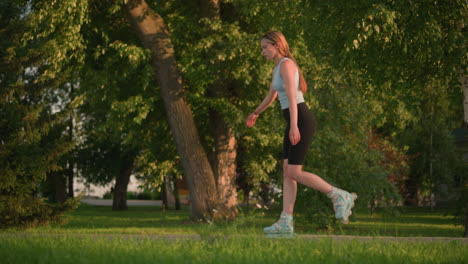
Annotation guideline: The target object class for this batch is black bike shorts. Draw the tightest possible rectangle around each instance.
[282,103,316,165]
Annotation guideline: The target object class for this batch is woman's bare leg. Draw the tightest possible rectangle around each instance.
[286,164,333,194]
[281,163,356,225]
[282,159,297,215]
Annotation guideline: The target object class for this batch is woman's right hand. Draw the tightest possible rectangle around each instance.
[246,113,259,127]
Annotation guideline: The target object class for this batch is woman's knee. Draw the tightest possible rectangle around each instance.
[285,165,302,181]
[283,168,292,180]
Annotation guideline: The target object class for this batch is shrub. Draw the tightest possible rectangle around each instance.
[0,195,80,229]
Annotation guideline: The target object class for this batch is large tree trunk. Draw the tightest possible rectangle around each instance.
[126,0,219,221]
[199,0,239,219]
[211,111,238,219]
[112,153,135,211]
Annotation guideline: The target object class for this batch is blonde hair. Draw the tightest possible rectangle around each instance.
[261,31,307,93]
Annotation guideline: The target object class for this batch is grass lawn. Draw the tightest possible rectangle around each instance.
[1,203,467,263]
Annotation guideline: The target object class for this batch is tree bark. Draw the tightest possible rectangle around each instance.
[199,0,239,219]
[67,161,74,198]
[67,83,75,198]
[112,153,135,211]
[172,174,181,210]
[211,111,238,219]
[54,173,68,203]
[236,145,251,211]
[46,171,68,204]
[161,175,168,211]
[165,175,176,207]
[125,0,219,221]
[162,175,176,210]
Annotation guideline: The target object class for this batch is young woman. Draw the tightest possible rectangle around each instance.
[246,31,357,237]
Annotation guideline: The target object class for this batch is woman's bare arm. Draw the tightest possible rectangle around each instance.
[254,85,278,115]
[246,85,278,127]
[281,59,300,145]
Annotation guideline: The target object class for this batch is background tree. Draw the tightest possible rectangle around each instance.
[125,0,224,221]
[75,0,171,211]
[0,0,83,227]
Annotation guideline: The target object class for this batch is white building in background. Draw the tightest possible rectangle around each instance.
[73,175,143,198]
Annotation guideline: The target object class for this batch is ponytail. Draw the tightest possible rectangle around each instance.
[287,52,307,93]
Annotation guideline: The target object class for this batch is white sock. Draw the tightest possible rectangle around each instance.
[327,187,337,198]
[280,211,293,220]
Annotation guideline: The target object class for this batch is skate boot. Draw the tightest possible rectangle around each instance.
[327,187,357,224]
[264,211,294,238]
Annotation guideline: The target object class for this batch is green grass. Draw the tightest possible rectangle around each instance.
[320,207,464,237]
[16,204,462,237]
[1,234,466,264]
[1,204,467,263]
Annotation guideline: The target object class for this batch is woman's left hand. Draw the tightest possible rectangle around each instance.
[246,113,259,127]
[289,126,301,145]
